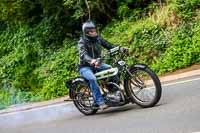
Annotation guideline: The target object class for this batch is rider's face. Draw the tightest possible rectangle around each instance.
[87,29,97,37]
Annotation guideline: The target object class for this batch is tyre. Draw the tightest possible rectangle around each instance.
[125,66,162,108]
[70,81,98,115]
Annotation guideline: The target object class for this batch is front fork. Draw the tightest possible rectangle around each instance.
[125,66,145,88]
[123,65,147,103]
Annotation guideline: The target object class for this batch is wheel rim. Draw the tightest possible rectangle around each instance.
[128,69,156,103]
[74,84,95,112]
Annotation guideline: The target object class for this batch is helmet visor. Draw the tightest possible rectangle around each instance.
[85,28,97,37]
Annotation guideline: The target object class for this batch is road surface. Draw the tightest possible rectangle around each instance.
[0,76,200,133]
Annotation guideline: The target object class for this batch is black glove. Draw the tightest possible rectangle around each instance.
[120,47,129,55]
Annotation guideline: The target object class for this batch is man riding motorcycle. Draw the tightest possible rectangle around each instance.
[77,21,128,110]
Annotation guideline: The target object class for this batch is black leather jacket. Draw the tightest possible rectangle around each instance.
[78,35,115,69]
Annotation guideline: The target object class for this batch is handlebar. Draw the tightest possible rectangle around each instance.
[99,46,128,62]
[107,46,129,58]
[91,46,128,67]
[108,46,120,56]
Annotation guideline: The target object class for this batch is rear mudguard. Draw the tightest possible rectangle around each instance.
[64,77,88,99]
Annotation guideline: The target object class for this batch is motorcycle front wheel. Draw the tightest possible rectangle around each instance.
[125,65,162,108]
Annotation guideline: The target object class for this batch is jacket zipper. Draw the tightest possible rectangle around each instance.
[92,45,95,58]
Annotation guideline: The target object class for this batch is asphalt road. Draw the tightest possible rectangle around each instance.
[0,76,200,133]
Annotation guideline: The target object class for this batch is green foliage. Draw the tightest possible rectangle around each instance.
[152,22,200,73]
[0,0,156,36]
[37,40,79,100]
[0,20,78,108]
[102,18,172,65]
[117,1,157,21]
[117,4,131,19]
[33,17,65,48]
[103,9,200,75]
[0,90,11,109]
[0,24,40,91]
[0,0,63,22]
[170,0,200,19]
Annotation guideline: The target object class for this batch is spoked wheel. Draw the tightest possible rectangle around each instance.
[125,66,162,108]
[70,81,98,115]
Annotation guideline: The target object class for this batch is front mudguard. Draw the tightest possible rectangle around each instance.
[124,64,147,78]
[131,64,147,70]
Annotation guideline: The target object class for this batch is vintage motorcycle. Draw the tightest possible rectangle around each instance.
[65,46,162,115]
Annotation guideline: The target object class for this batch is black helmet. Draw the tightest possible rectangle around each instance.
[82,21,98,41]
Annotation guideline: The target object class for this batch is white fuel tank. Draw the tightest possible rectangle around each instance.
[95,67,118,80]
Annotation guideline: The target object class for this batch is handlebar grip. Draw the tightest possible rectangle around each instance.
[108,46,120,56]
[96,57,103,64]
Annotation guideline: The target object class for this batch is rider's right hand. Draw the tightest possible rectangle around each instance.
[91,59,97,65]
[90,59,101,67]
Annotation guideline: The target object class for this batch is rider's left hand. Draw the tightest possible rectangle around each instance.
[120,47,129,55]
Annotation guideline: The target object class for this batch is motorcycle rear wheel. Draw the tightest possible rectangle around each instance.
[70,81,98,115]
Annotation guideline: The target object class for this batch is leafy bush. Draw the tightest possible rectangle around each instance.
[170,0,200,19]
[102,18,172,65]
[37,39,79,100]
[0,90,11,109]
[33,17,65,48]
[152,22,200,73]
[0,21,78,108]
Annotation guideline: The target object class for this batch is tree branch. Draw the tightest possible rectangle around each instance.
[84,0,90,20]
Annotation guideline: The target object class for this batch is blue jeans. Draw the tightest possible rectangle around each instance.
[79,64,111,105]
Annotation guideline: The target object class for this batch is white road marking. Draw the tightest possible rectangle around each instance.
[0,102,72,117]
[162,77,200,87]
